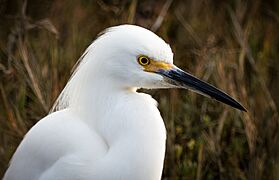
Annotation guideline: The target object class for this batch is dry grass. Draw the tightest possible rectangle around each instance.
[1,0,279,179]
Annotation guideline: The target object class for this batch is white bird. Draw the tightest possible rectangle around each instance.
[4,25,245,180]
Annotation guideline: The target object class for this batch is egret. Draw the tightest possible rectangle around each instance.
[4,24,245,180]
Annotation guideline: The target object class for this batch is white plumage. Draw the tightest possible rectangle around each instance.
[4,25,245,180]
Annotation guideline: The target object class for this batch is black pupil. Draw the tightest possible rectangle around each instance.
[141,57,148,64]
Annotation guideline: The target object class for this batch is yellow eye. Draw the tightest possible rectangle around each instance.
[137,55,150,66]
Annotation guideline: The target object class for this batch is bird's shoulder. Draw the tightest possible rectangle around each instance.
[19,109,105,153]
[4,109,107,180]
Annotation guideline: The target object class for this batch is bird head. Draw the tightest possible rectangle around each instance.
[67,25,246,111]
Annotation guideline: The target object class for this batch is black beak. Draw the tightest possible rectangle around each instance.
[157,66,246,112]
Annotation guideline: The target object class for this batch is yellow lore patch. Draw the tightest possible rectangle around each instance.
[143,59,172,72]
[137,55,172,72]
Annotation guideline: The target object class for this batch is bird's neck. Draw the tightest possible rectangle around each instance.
[72,81,166,142]
[70,78,166,179]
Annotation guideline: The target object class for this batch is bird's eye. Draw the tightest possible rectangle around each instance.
[138,55,150,66]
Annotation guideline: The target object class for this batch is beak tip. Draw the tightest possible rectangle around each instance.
[238,104,247,112]
[229,101,247,112]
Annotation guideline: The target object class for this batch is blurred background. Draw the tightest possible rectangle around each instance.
[0,0,279,179]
